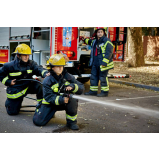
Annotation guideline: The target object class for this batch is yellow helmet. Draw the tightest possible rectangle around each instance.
[46,54,66,69]
[13,44,32,55]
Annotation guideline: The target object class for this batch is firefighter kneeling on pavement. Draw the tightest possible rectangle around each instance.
[0,44,49,115]
[33,54,84,130]
[83,27,114,97]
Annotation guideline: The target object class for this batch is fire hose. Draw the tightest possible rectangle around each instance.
[16,79,42,84]
[18,78,88,109]
[16,79,159,118]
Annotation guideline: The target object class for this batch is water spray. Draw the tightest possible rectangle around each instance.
[69,94,159,119]
[18,79,159,118]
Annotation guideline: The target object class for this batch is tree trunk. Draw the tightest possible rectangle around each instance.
[127,27,145,67]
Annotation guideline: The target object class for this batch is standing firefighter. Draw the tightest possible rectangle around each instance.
[33,54,84,130]
[0,44,49,115]
[83,27,114,97]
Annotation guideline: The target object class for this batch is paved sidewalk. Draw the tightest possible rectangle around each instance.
[109,79,159,91]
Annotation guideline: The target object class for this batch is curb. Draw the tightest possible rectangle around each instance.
[109,79,159,91]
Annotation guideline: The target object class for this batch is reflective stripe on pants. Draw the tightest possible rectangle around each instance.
[90,64,109,93]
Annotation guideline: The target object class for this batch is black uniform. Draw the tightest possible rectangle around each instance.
[0,57,48,115]
[85,35,114,94]
[33,69,84,126]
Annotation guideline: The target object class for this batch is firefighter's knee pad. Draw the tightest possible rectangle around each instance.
[33,105,55,126]
[100,75,107,84]
[5,99,20,115]
[33,113,46,126]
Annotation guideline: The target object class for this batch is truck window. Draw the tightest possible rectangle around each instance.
[33,27,50,40]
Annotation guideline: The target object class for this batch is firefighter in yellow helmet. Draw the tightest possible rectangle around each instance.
[0,43,49,115]
[33,54,84,130]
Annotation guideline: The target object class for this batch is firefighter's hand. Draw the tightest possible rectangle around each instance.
[45,72,50,77]
[11,79,16,86]
[65,86,73,91]
[64,97,69,104]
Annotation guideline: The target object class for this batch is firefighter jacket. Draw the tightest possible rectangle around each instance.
[42,69,84,105]
[0,57,48,99]
[85,35,114,71]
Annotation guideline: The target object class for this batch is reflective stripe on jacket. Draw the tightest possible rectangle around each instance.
[85,36,114,71]
[42,69,84,105]
[0,57,48,98]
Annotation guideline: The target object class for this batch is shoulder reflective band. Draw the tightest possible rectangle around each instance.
[85,39,89,44]
[9,72,22,76]
[27,70,32,74]
[51,83,59,90]
[7,87,28,99]
[55,96,60,105]
[66,114,77,121]
[104,41,113,48]
[2,76,9,85]
[101,41,113,53]
[72,84,78,93]
[65,81,70,85]
[90,86,98,91]
[42,98,50,104]
[102,58,109,64]
[41,70,46,76]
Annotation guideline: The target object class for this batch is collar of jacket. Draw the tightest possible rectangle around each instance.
[97,35,106,43]
[15,56,30,67]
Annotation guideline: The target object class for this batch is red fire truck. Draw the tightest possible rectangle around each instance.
[0,49,9,64]
[0,27,129,82]
[50,27,128,82]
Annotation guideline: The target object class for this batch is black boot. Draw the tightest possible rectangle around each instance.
[84,91,97,96]
[97,92,108,97]
[67,123,79,130]
[66,118,79,130]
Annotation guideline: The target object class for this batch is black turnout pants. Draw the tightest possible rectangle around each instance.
[5,81,43,115]
[33,99,78,126]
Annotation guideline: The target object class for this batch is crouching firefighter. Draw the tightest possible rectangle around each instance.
[83,27,114,97]
[0,44,49,115]
[33,54,84,130]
